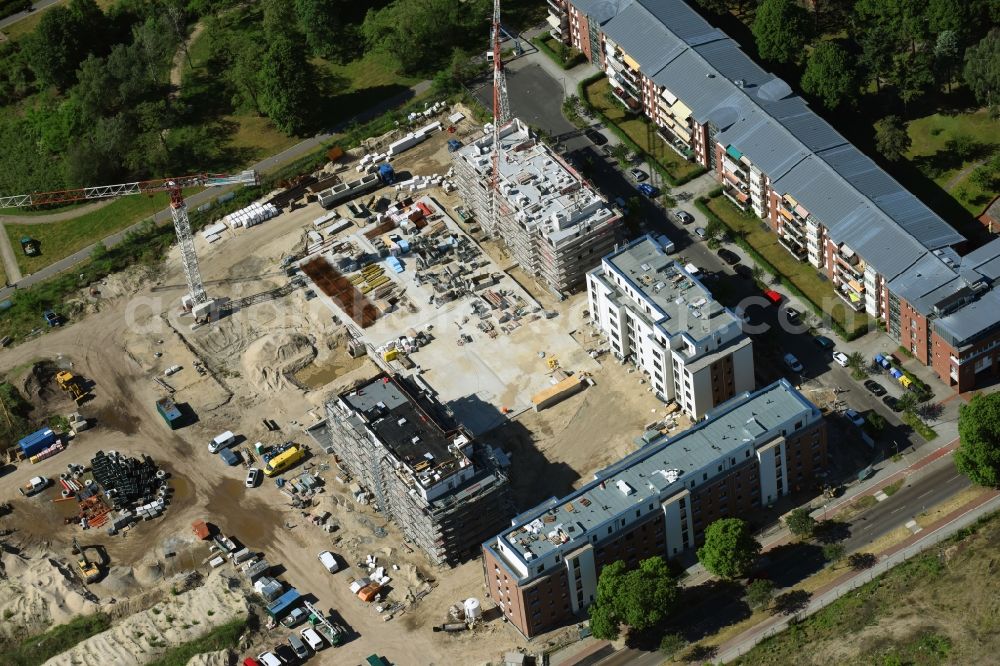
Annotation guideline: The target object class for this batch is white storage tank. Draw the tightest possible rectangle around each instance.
[464,597,482,621]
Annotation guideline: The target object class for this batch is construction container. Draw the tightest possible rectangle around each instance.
[156,397,182,429]
[358,583,381,603]
[19,428,56,458]
[191,520,211,540]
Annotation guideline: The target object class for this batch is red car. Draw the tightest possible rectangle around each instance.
[762,289,783,305]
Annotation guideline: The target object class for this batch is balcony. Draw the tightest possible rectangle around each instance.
[782,219,806,243]
[656,127,695,159]
[723,185,750,211]
[547,0,564,12]
[610,83,641,111]
[778,234,807,260]
[836,286,865,312]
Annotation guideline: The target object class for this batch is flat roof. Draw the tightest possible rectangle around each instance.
[340,374,469,482]
[490,379,819,574]
[600,235,739,344]
[456,120,617,246]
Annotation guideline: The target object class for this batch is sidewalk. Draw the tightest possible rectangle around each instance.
[715,487,1000,662]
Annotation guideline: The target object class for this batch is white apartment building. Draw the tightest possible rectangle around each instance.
[587,235,754,418]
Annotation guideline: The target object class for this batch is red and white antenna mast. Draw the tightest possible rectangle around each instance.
[490,0,511,236]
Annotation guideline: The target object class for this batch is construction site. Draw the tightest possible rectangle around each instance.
[0,86,679,665]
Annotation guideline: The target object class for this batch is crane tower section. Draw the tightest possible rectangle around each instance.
[490,0,512,238]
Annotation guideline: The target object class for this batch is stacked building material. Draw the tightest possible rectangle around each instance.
[90,451,165,511]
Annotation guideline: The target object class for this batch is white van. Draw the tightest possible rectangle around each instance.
[300,627,324,651]
[318,550,339,573]
[208,431,235,454]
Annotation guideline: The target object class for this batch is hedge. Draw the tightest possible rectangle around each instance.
[531,36,586,70]
[695,196,868,342]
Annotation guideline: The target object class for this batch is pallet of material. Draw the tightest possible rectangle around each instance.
[367,275,390,289]
[349,274,366,285]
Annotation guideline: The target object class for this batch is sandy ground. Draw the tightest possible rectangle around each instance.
[0,108,667,665]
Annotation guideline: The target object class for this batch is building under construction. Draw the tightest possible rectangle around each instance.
[325,373,514,566]
[451,118,622,294]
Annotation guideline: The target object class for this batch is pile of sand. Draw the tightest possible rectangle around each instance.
[0,546,101,638]
[44,573,248,666]
[241,332,316,391]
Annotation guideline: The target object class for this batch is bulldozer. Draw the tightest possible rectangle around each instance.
[71,537,101,583]
[55,371,89,405]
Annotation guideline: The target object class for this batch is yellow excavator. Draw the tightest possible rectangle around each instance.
[71,537,101,583]
[55,371,89,405]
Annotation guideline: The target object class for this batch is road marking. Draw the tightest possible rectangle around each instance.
[875,491,889,502]
[918,489,935,499]
[890,507,903,514]
[948,475,961,482]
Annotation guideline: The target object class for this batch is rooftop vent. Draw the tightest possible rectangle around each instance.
[616,479,636,496]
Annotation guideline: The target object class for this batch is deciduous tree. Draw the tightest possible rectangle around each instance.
[258,35,318,135]
[964,30,1000,109]
[785,508,817,539]
[800,42,858,109]
[955,392,1000,487]
[587,557,679,640]
[744,579,774,610]
[873,116,911,161]
[697,518,761,580]
[751,0,810,65]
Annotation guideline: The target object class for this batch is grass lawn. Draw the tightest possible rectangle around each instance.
[733,512,1000,665]
[4,612,111,666]
[5,192,181,275]
[906,109,1000,215]
[584,77,704,184]
[703,195,871,338]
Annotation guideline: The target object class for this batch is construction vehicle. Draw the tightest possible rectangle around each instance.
[0,170,259,321]
[55,371,89,404]
[71,537,101,583]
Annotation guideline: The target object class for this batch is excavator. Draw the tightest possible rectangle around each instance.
[55,371,89,405]
[71,537,102,583]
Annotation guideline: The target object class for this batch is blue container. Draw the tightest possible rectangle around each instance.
[19,427,56,457]
[378,163,395,185]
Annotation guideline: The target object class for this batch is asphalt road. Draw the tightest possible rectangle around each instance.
[845,457,969,549]
[0,0,61,30]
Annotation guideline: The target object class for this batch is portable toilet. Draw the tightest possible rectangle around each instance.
[378,163,395,185]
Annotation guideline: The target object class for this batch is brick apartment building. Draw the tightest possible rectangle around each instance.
[587,234,754,418]
[482,379,825,637]
[547,0,1000,392]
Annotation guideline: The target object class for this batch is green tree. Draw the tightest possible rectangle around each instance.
[934,30,961,91]
[859,32,895,94]
[24,0,106,91]
[846,351,867,378]
[955,392,1000,487]
[362,0,490,75]
[587,557,679,640]
[822,542,845,563]
[744,579,774,610]
[785,508,817,539]
[611,143,631,169]
[873,116,911,161]
[751,0,810,64]
[896,390,919,416]
[294,0,356,63]
[964,30,1000,109]
[801,42,858,109]
[895,50,936,110]
[659,633,687,656]
[697,518,761,580]
[258,35,318,135]
[751,265,766,285]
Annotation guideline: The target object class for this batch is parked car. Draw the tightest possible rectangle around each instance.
[864,380,887,397]
[783,353,804,373]
[280,607,307,628]
[832,351,850,367]
[674,210,695,224]
[300,627,325,651]
[208,431,235,454]
[245,468,261,488]
[256,652,282,666]
[43,310,61,327]
[318,550,339,573]
[762,289,783,305]
[628,168,648,182]
[636,182,659,197]
[694,227,707,239]
[717,248,740,265]
[845,409,865,427]
[18,476,49,496]
[585,129,608,146]
[734,263,753,279]
[883,394,902,412]
[287,633,309,660]
[813,335,835,350]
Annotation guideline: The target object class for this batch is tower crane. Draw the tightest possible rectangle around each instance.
[0,170,259,316]
[490,0,512,238]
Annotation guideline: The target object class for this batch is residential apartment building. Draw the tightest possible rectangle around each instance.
[482,379,825,637]
[326,373,515,566]
[451,118,622,294]
[587,235,754,418]
[549,0,1000,392]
